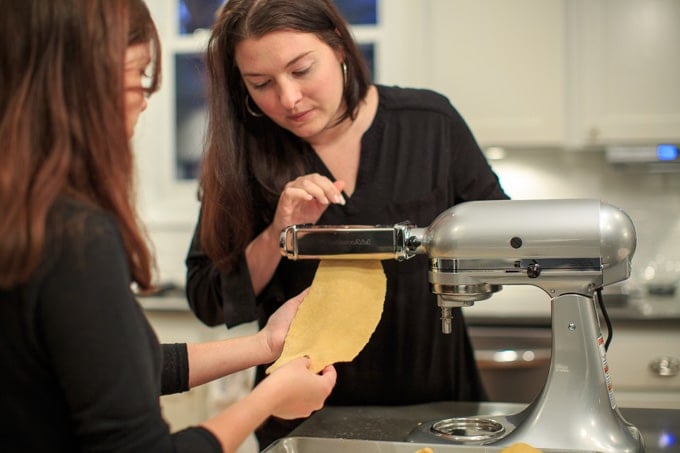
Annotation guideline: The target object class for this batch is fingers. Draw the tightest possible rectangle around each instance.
[333,179,346,196]
[284,173,345,206]
[291,357,336,386]
[279,289,307,314]
[294,355,312,369]
[269,358,335,419]
[293,287,310,302]
[319,364,337,385]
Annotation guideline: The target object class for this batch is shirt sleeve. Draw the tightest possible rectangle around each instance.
[39,208,221,452]
[443,98,509,203]
[161,343,189,395]
[185,212,259,328]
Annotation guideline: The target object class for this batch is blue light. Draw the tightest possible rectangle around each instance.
[657,144,678,161]
[658,430,676,449]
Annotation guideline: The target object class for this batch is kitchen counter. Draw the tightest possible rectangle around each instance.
[285,402,678,452]
[462,286,680,327]
[138,295,189,311]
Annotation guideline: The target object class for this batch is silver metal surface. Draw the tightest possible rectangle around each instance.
[279,223,417,260]
[277,199,644,452]
[430,417,506,443]
[411,294,645,452]
[649,356,680,377]
[262,436,602,453]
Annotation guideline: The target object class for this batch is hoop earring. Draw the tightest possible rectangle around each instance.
[245,94,263,117]
[341,61,348,87]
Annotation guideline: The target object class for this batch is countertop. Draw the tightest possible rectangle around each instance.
[138,291,680,324]
[287,402,679,452]
[137,295,189,311]
[462,286,680,326]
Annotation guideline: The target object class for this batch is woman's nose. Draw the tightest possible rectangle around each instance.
[278,80,302,110]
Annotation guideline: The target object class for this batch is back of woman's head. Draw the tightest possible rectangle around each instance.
[0,0,161,290]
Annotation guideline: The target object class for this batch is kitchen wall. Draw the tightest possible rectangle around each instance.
[141,0,680,296]
[147,147,680,298]
[487,148,680,297]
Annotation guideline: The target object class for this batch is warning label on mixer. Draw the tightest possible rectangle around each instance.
[598,335,617,409]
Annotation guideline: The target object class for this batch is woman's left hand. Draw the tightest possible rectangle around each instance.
[261,289,308,359]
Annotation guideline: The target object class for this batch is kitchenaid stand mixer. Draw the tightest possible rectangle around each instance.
[280,199,644,452]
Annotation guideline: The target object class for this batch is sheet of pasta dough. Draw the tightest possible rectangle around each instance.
[266,260,386,374]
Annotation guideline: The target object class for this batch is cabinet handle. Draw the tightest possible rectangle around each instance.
[649,356,680,377]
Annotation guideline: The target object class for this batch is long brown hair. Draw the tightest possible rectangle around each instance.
[200,0,371,272]
[0,0,161,290]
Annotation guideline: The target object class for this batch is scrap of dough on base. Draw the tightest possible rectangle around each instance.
[266,260,386,374]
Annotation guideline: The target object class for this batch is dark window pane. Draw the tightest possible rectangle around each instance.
[181,0,379,31]
[359,43,375,81]
[174,1,378,180]
[175,54,207,180]
[179,0,225,34]
[333,0,378,25]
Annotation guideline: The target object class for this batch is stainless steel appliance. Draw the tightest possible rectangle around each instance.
[467,325,551,404]
[279,198,644,452]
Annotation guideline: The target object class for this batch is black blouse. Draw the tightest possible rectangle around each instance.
[0,197,220,452]
[186,85,509,445]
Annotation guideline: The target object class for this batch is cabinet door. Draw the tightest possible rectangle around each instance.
[570,0,680,145]
[427,0,566,147]
[606,322,680,410]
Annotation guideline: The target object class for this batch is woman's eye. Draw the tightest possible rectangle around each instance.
[293,66,311,77]
[252,80,270,90]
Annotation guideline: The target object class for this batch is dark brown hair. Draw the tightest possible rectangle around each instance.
[0,0,161,290]
[200,0,371,272]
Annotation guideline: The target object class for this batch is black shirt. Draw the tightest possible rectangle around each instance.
[186,85,509,445]
[0,197,220,452]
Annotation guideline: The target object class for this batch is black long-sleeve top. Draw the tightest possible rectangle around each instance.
[186,85,509,444]
[0,197,220,452]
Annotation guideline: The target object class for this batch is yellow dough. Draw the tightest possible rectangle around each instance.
[501,443,544,453]
[266,260,387,374]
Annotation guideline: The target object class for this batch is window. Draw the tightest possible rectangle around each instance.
[173,0,380,180]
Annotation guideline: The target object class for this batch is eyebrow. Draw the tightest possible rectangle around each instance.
[241,51,314,77]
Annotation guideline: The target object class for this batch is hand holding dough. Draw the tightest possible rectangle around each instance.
[266,260,386,374]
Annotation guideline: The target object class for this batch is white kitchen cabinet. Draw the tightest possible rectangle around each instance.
[142,304,258,437]
[606,321,680,410]
[144,307,219,430]
[567,0,680,147]
[144,304,260,452]
[425,0,567,148]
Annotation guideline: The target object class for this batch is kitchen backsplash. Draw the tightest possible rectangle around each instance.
[147,148,680,299]
[487,147,680,297]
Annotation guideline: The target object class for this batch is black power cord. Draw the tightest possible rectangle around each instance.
[595,287,613,351]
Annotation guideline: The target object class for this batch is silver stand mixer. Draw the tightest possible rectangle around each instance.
[280,199,644,452]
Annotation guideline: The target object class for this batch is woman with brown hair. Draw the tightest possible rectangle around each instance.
[0,1,335,451]
[186,0,509,448]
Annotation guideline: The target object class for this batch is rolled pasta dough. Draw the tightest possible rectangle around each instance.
[266,260,386,374]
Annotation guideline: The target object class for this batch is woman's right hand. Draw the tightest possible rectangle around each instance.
[270,173,345,236]
[259,356,337,420]
[200,357,335,452]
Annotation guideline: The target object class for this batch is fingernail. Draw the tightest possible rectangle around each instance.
[334,194,346,205]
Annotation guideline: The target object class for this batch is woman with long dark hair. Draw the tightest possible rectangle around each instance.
[186,0,509,448]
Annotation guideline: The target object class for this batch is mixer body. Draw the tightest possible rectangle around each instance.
[279,199,644,452]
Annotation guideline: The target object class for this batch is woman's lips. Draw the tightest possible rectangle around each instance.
[288,109,313,122]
